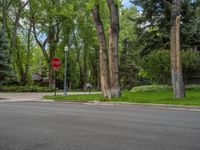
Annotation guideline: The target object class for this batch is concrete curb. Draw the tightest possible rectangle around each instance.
[1,97,200,112]
[49,100,200,112]
[92,101,200,111]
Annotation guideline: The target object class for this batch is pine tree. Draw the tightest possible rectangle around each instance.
[0,35,12,84]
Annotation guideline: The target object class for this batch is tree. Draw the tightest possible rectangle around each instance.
[170,0,185,98]
[29,0,63,88]
[92,0,121,98]
[119,7,139,89]
[132,0,200,55]
[92,3,111,98]
[107,0,121,97]
[0,36,12,84]
[0,0,12,84]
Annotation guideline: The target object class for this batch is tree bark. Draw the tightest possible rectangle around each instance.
[170,0,185,98]
[24,21,32,84]
[48,23,56,88]
[11,1,28,49]
[107,0,121,97]
[32,18,55,88]
[92,5,111,98]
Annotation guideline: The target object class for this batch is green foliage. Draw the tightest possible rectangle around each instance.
[131,84,200,93]
[0,85,53,92]
[139,50,171,84]
[186,84,200,91]
[1,0,200,91]
[0,36,12,84]
[133,0,200,55]
[131,85,172,93]
[119,6,139,89]
[44,90,200,106]
[181,50,200,72]
[139,49,200,84]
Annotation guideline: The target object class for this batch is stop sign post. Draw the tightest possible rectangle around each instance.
[51,57,61,70]
[51,57,61,96]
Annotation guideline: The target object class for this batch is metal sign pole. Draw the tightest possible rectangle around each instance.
[64,50,67,95]
[54,71,56,96]
[64,46,68,95]
[51,57,61,97]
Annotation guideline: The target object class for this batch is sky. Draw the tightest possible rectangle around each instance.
[122,0,143,12]
[122,0,132,8]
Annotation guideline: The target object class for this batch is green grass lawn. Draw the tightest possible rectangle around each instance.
[43,90,200,106]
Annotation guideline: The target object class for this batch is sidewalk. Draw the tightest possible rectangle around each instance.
[0,92,101,102]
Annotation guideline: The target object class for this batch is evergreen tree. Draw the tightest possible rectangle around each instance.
[0,35,12,84]
[132,0,200,55]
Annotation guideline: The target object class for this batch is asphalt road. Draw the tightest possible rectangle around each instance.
[0,102,200,150]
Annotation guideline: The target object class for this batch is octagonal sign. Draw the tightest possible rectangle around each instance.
[51,57,61,70]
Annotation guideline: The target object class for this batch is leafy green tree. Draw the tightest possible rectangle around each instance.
[0,36,12,84]
[132,0,200,55]
[92,0,121,98]
[119,6,139,89]
[139,49,200,84]
[0,0,12,84]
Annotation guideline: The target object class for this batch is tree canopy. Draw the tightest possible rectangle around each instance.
[0,0,200,98]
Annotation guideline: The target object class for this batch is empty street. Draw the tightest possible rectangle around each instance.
[0,102,200,150]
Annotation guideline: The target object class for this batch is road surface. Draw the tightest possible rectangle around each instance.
[0,102,200,150]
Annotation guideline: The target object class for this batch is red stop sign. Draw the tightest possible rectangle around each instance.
[51,57,61,70]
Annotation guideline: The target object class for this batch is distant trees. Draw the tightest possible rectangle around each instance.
[1,0,200,99]
[119,7,139,89]
[132,0,200,98]
[0,0,12,84]
[132,0,200,54]
[0,33,12,84]
[139,49,200,84]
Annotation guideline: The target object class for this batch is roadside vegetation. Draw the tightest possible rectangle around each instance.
[0,85,53,92]
[0,1,200,100]
[44,85,200,106]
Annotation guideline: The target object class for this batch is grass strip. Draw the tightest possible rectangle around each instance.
[43,90,200,106]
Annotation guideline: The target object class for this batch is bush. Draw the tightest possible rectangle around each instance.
[131,84,200,92]
[0,85,54,92]
[131,85,172,92]
[186,84,200,91]
[139,49,200,84]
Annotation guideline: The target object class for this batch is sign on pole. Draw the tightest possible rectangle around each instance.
[50,57,61,96]
[51,57,61,70]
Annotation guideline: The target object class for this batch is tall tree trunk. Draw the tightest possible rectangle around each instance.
[32,18,54,88]
[11,1,28,84]
[11,10,20,49]
[11,1,28,49]
[92,5,111,98]
[107,0,121,97]
[170,0,185,98]
[13,11,25,83]
[83,46,88,87]
[95,46,100,89]
[24,22,32,84]
[48,24,56,88]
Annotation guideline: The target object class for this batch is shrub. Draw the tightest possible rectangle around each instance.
[0,85,53,92]
[139,49,200,84]
[131,85,172,92]
[186,84,200,91]
[131,84,200,92]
